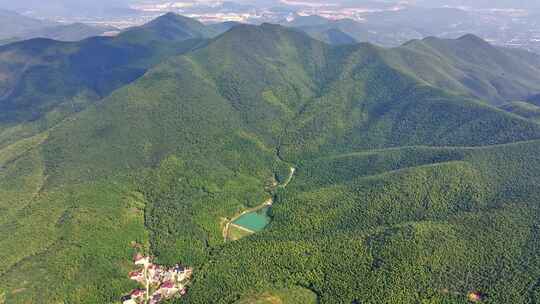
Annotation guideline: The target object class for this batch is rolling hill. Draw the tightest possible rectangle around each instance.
[0,13,217,148]
[282,8,479,47]
[282,16,402,46]
[15,23,117,42]
[0,9,56,40]
[384,34,540,104]
[285,17,540,105]
[2,14,540,304]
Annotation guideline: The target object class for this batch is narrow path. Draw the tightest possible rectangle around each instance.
[229,223,255,234]
[223,166,296,242]
[279,167,296,188]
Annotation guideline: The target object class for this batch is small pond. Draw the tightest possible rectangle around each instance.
[232,207,271,232]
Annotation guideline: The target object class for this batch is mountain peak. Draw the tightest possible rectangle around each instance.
[458,33,488,44]
[285,15,330,27]
[215,22,316,45]
[120,13,217,42]
[417,34,492,50]
[162,12,178,18]
[260,22,286,31]
[219,22,290,38]
[146,12,203,28]
[195,22,326,68]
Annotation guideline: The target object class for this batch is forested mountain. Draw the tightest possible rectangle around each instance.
[386,34,540,104]
[120,13,219,43]
[2,14,540,304]
[282,16,404,47]
[12,23,116,43]
[0,13,215,148]
[281,8,480,48]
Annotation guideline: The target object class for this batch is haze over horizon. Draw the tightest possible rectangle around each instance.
[2,0,540,17]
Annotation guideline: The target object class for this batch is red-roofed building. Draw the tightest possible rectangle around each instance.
[129,271,144,283]
[159,281,179,299]
[130,289,146,299]
[161,281,175,289]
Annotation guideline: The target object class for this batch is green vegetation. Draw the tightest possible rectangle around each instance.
[386,34,540,105]
[500,101,540,122]
[227,225,254,241]
[3,16,540,304]
[234,287,318,304]
[0,13,212,147]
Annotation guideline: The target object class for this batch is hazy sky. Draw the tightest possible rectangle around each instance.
[1,0,539,17]
[415,0,540,9]
[2,0,539,8]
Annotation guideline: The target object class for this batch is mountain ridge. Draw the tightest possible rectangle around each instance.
[0,13,217,148]
[3,14,540,304]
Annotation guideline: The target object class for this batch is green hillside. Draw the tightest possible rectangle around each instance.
[188,141,540,303]
[119,13,218,43]
[386,34,540,104]
[305,28,357,45]
[17,23,115,42]
[2,17,540,304]
[283,15,420,47]
[0,9,112,43]
[500,101,540,122]
[0,13,214,149]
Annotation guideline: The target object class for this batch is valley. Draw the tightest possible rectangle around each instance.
[224,166,296,242]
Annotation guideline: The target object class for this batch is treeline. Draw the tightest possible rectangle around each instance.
[181,140,540,303]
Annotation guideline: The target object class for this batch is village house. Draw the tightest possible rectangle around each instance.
[131,289,146,299]
[122,289,146,304]
[158,281,180,299]
[121,294,137,304]
[123,254,193,304]
[147,263,163,284]
[172,264,193,282]
[129,271,144,283]
[149,293,163,304]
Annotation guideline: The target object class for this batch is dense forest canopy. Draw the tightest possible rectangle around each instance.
[2,13,540,304]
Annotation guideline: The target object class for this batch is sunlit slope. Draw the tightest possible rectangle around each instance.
[385,34,540,104]
[190,140,540,303]
[0,13,213,150]
[0,28,286,302]
[2,22,540,304]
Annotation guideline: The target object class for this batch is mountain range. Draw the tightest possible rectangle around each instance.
[2,13,540,304]
[0,9,115,43]
[279,8,494,48]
